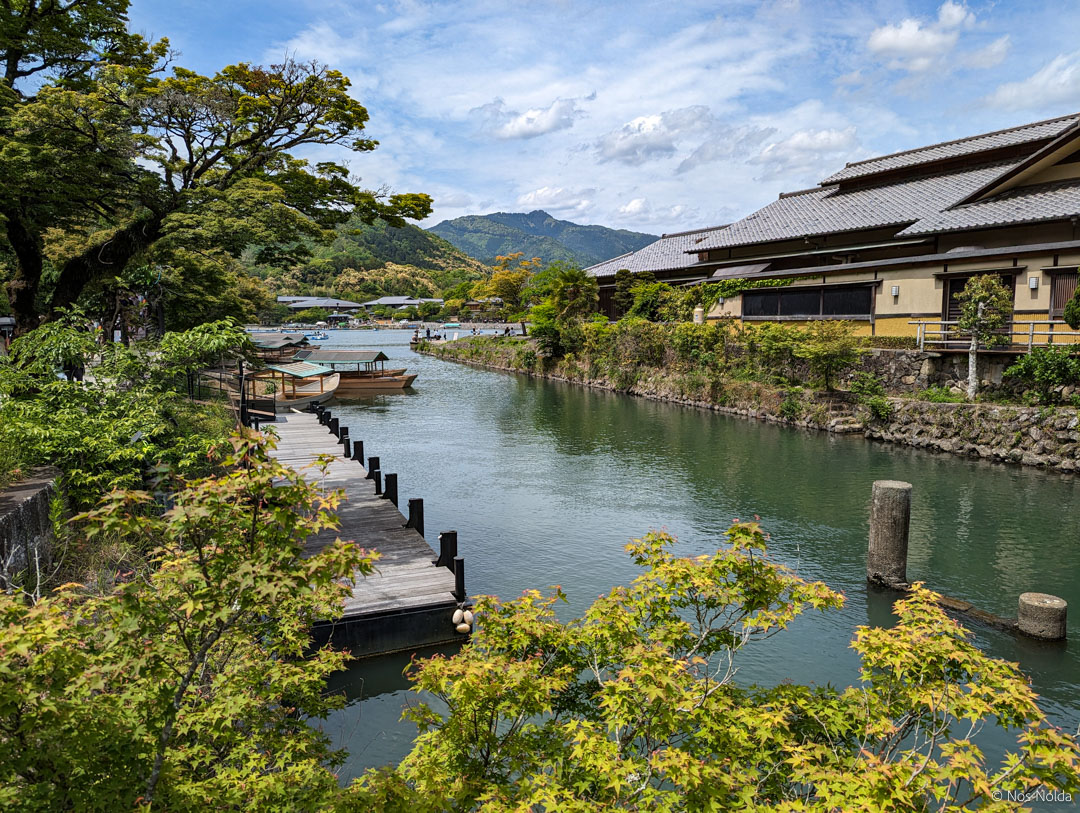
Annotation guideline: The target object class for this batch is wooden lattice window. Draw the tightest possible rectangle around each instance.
[1050,271,1078,319]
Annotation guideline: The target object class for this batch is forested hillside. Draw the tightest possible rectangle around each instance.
[428,210,656,267]
[247,216,490,301]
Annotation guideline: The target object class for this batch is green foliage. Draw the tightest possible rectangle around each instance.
[1004,346,1080,404]
[957,275,1013,346]
[612,268,635,316]
[849,370,886,399]
[293,307,330,323]
[627,281,679,322]
[793,320,866,390]
[547,264,599,322]
[779,386,804,420]
[921,384,966,403]
[865,394,894,422]
[0,432,376,809]
[353,526,1080,809]
[670,321,730,367]
[0,319,243,508]
[1065,289,1080,330]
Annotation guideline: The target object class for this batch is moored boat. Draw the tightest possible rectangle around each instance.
[253,361,340,412]
[292,349,417,393]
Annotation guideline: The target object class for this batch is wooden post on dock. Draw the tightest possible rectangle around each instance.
[342,438,351,458]
[867,480,911,589]
[382,473,398,506]
[352,440,364,462]
[453,556,466,601]
[406,498,425,538]
[329,417,340,437]
[373,469,382,495]
[338,426,349,446]
[435,531,457,568]
[365,456,380,479]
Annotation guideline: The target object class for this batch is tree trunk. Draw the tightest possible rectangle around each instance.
[3,214,45,335]
[49,214,164,315]
[967,336,978,400]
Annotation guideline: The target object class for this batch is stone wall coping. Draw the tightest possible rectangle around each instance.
[0,467,62,514]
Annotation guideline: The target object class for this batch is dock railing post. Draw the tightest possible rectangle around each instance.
[453,556,466,601]
[365,456,380,479]
[352,440,364,462]
[434,530,457,568]
[867,480,911,589]
[406,498,425,538]
[342,437,351,459]
[329,417,340,437]
[319,409,330,426]
[338,426,349,446]
[382,473,398,506]
[373,469,382,495]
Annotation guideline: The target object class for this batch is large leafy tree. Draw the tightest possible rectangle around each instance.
[956,274,1013,399]
[1,2,432,333]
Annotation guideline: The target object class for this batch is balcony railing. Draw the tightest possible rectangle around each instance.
[908,319,1080,351]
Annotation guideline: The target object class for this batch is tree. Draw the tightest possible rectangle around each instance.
[612,268,635,316]
[793,319,864,390]
[417,301,441,321]
[350,525,1080,810]
[547,263,599,322]
[294,307,330,324]
[0,432,376,808]
[1,6,432,332]
[472,252,541,334]
[956,274,1013,399]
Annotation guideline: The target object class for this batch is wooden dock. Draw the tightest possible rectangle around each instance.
[268,410,464,655]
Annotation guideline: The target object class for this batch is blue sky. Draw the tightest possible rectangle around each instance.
[130,0,1080,235]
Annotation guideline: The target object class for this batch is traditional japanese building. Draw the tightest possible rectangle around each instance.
[588,113,1080,347]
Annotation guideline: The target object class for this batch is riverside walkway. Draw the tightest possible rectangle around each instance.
[268,410,464,655]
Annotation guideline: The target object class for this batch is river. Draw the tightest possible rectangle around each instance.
[308,328,1079,801]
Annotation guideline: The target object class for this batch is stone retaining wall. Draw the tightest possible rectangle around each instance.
[0,467,60,592]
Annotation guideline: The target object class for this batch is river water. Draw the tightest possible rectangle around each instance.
[309,329,1080,798]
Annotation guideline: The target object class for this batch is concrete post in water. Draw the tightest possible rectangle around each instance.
[373,469,382,495]
[867,480,911,588]
[434,530,457,568]
[352,440,364,462]
[1018,593,1067,640]
[406,498,425,538]
[453,556,466,601]
[365,456,380,479]
[342,438,351,459]
[382,473,398,506]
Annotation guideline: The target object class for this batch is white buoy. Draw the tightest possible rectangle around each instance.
[455,622,471,634]
[463,610,474,625]
[452,608,464,624]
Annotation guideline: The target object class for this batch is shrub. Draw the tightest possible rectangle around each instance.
[864,335,919,350]
[793,320,866,390]
[1004,346,1080,405]
[779,387,804,420]
[920,385,965,403]
[849,371,885,399]
[865,394,894,422]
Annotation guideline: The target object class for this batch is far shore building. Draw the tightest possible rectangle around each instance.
[587,113,1080,348]
[359,295,444,312]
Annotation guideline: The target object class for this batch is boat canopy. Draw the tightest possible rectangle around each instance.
[292,349,389,364]
[249,332,308,350]
[262,361,335,378]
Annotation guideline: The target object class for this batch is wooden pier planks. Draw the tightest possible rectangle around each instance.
[269,411,458,618]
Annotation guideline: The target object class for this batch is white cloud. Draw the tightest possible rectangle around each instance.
[677,125,777,174]
[618,197,648,216]
[866,1,975,74]
[751,126,860,180]
[497,98,582,139]
[984,52,1080,111]
[596,105,714,165]
[516,186,595,216]
[964,35,1010,70]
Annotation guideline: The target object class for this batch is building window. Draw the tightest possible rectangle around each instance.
[1051,271,1078,319]
[742,285,872,319]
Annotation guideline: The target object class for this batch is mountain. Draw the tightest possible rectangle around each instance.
[249,216,490,299]
[427,210,657,268]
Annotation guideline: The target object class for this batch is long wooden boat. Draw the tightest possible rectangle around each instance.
[291,349,417,393]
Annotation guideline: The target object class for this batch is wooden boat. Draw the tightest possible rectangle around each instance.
[292,349,417,393]
[252,361,340,412]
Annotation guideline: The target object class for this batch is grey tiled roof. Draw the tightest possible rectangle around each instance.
[822,114,1078,184]
[585,225,728,277]
[899,179,1080,236]
[694,161,1020,251]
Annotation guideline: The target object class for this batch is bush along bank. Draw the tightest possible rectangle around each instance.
[420,323,1080,473]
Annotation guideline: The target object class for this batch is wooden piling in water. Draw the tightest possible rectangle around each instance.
[867,480,911,589]
[352,440,364,462]
[382,473,398,506]
[435,531,457,568]
[373,469,382,495]
[365,457,380,479]
[453,556,465,601]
